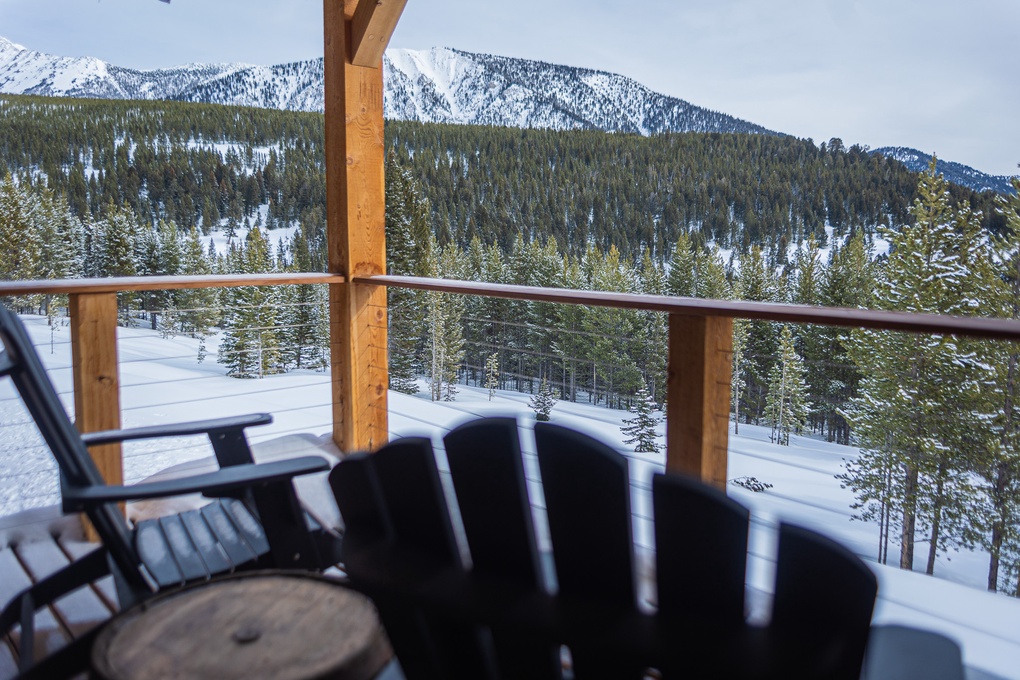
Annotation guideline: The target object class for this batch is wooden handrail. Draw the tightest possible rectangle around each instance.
[360,274,1020,341]
[3,273,1019,340]
[0,273,345,296]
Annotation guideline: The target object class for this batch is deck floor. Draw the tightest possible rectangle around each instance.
[0,515,118,678]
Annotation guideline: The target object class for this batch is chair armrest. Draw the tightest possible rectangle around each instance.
[63,456,329,509]
[79,413,272,447]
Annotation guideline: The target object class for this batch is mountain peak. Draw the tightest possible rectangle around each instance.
[0,35,773,139]
[0,36,26,53]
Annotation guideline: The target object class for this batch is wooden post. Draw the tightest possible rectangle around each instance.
[666,314,733,489]
[69,293,123,537]
[324,0,389,453]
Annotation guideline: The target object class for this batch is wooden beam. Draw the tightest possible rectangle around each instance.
[69,293,123,538]
[0,273,344,296]
[355,274,1020,342]
[350,0,408,67]
[666,314,733,489]
[325,0,389,453]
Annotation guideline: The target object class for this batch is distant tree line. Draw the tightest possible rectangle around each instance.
[0,94,1005,266]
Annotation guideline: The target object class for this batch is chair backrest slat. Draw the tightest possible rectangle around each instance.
[444,418,561,680]
[331,437,494,680]
[370,437,460,565]
[535,422,643,680]
[770,522,878,680]
[535,423,636,606]
[444,418,542,587]
[653,472,749,629]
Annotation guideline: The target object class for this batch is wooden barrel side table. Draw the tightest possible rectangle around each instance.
[92,571,393,680]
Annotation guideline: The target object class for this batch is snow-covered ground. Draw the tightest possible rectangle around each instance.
[198,215,299,256]
[0,314,1017,678]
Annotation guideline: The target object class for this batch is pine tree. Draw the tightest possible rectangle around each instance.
[0,173,42,310]
[621,386,661,453]
[530,377,557,422]
[694,246,729,299]
[638,251,668,402]
[485,352,499,401]
[176,227,219,340]
[841,159,990,573]
[666,232,697,297]
[818,233,873,444]
[736,246,782,424]
[218,226,281,378]
[426,241,465,402]
[35,190,84,316]
[278,232,328,372]
[981,175,1020,594]
[764,325,809,446]
[386,155,431,394]
[731,318,749,435]
[791,236,825,434]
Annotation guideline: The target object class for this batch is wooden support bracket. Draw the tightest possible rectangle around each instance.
[350,0,408,67]
[666,314,733,489]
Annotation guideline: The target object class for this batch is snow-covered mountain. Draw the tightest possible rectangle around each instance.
[2,35,1014,192]
[380,48,772,135]
[872,147,1015,195]
[0,36,249,101]
[0,36,769,136]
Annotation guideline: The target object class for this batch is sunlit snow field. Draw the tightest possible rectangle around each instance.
[0,314,1017,678]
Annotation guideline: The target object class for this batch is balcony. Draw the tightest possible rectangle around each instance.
[2,0,1019,676]
[0,274,1018,679]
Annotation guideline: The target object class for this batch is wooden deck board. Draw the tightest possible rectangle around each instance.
[0,643,17,679]
[16,539,114,637]
[59,539,119,612]
[0,546,69,665]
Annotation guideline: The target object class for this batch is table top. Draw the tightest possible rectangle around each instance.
[91,571,392,680]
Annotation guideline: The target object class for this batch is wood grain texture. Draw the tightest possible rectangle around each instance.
[69,293,123,538]
[59,539,119,612]
[350,0,408,67]
[0,273,342,296]
[325,0,389,453]
[92,573,391,680]
[666,314,733,489]
[15,540,113,637]
[0,547,69,664]
[3,270,1018,340]
[360,275,1020,341]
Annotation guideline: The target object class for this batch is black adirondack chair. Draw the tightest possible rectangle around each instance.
[0,304,343,676]
[330,417,889,680]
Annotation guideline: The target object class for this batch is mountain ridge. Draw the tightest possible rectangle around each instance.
[0,35,1012,194]
[871,146,1015,196]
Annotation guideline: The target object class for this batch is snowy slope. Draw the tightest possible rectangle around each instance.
[0,36,248,100]
[0,35,769,136]
[873,146,1016,195]
[0,314,1018,678]
[381,47,772,135]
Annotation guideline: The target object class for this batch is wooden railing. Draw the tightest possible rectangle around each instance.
[363,274,1020,483]
[5,273,1020,512]
[0,274,343,508]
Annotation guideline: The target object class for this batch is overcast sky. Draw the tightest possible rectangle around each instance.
[1,0,1018,176]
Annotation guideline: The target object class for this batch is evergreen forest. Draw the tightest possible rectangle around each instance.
[1,93,1019,594]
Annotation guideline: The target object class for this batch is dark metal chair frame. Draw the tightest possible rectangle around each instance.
[0,304,343,677]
